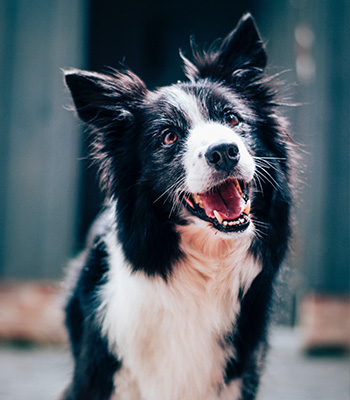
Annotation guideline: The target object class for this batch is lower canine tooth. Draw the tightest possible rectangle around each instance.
[213,210,224,224]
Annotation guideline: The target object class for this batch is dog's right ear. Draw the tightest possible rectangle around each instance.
[182,13,267,83]
[64,68,147,129]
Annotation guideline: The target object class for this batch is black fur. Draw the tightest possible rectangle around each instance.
[63,235,121,400]
[62,13,293,400]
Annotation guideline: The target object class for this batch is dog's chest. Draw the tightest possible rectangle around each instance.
[101,232,260,400]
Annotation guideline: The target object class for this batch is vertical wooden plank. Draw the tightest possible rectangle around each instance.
[0,0,17,276]
[257,0,349,296]
[318,0,349,293]
[297,0,350,294]
[1,0,86,279]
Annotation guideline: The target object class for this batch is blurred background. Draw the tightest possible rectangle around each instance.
[0,0,349,399]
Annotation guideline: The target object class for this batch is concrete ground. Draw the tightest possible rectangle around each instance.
[0,327,349,400]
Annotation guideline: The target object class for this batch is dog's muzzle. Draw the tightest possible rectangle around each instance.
[183,130,254,233]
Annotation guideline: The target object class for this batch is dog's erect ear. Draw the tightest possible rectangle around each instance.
[183,13,267,82]
[64,68,147,128]
[217,13,267,71]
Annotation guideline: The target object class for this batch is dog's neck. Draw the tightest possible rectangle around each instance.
[177,223,252,261]
[172,223,260,306]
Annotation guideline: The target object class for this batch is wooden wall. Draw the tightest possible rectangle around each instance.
[0,0,87,278]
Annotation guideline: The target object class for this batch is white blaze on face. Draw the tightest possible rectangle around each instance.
[184,122,255,194]
[163,86,205,126]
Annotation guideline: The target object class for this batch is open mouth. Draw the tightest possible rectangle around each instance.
[184,178,251,233]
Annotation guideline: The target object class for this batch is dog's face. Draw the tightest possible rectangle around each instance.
[140,81,256,235]
[65,13,291,273]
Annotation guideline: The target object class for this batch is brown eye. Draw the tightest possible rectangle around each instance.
[225,112,239,127]
[163,131,178,145]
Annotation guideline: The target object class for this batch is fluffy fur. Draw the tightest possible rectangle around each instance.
[62,13,293,400]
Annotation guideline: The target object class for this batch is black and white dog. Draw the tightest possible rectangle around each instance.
[62,13,293,400]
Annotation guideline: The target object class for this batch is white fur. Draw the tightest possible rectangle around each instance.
[161,86,205,127]
[99,222,261,400]
[184,122,255,194]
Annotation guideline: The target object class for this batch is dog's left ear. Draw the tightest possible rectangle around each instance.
[182,13,267,82]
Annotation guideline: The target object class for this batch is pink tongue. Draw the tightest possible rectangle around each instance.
[200,180,244,220]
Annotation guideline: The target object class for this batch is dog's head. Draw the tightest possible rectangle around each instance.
[65,13,291,276]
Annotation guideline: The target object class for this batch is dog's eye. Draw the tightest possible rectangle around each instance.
[163,130,178,145]
[225,112,239,127]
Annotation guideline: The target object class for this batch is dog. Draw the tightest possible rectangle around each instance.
[62,13,293,400]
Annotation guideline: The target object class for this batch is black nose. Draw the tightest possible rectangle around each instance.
[205,143,240,172]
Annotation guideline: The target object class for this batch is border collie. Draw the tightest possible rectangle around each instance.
[62,13,293,400]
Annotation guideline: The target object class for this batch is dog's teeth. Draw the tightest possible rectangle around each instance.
[233,179,243,196]
[213,210,224,224]
[243,199,251,215]
[184,196,194,208]
[223,221,228,226]
[193,193,202,204]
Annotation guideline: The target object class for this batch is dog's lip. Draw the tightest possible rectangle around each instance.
[184,178,251,232]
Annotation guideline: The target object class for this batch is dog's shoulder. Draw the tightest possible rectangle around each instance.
[71,205,116,296]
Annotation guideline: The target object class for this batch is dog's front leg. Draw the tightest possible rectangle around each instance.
[60,327,120,400]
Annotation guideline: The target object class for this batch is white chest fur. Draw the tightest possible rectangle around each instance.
[99,227,261,400]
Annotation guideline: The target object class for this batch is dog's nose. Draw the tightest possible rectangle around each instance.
[205,143,240,172]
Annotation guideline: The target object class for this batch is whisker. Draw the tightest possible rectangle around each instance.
[254,166,281,191]
[166,183,186,208]
[157,176,188,218]
[253,174,264,195]
[168,189,188,218]
[253,156,286,161]
[253,227,266,240]
[253,156,284,192]
[172,191,187,216]
[254,158,280,173]
[251,216,269,240]
[251,219,270,228]
[153,178,185,204]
